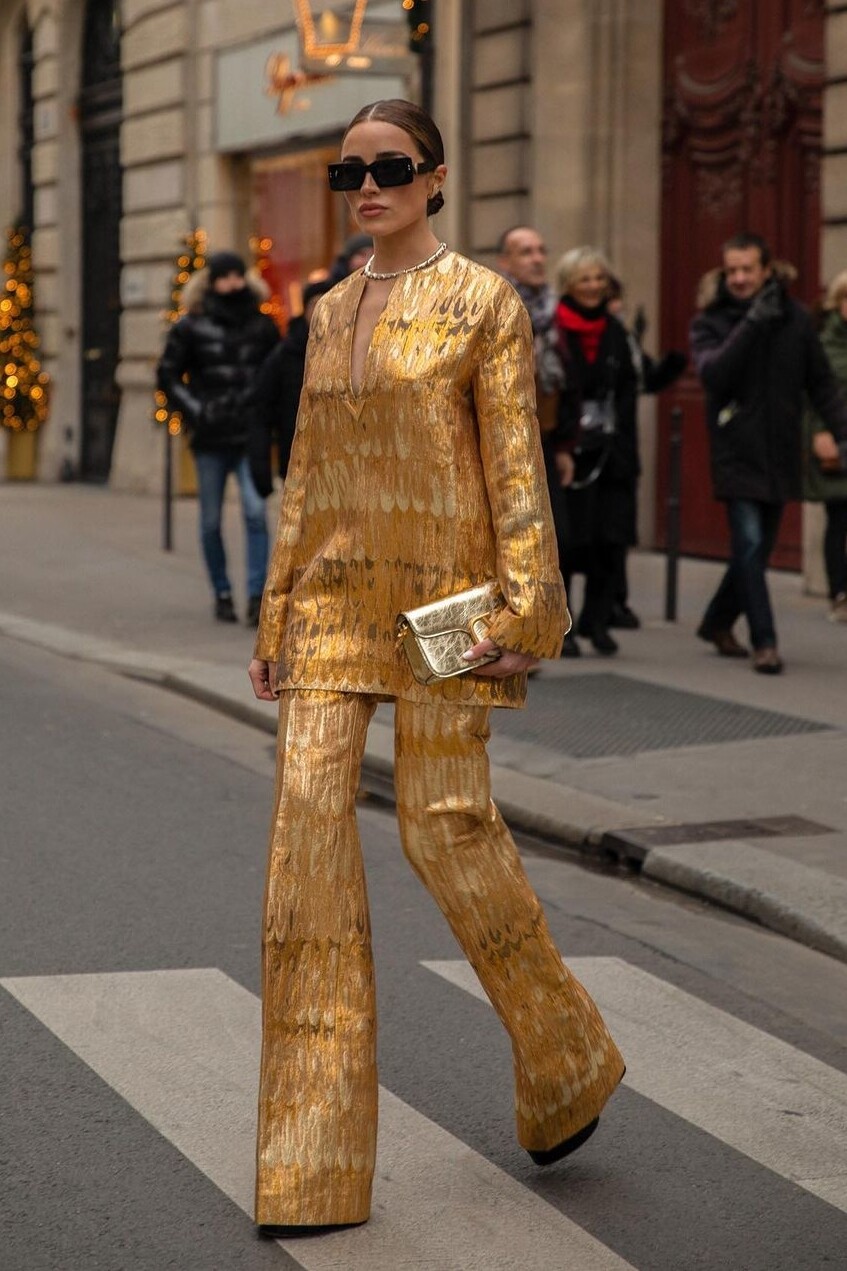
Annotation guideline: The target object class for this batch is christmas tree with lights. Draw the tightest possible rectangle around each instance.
[0,224,50,433]
[250,233,286,329]
[153,227,208,435]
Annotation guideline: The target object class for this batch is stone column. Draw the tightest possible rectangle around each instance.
[110,0,288,491]
[432,0,466,251]
[460,0,533,263]
[110,0,191,491]
[28,0,67,482]
[530,0,663,545]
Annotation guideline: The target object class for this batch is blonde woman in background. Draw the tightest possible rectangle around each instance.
[551,247,639,658]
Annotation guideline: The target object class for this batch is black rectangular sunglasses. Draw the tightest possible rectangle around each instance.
[327,156,436,192]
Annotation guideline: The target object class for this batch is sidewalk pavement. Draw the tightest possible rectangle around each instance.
[2,483,846,961]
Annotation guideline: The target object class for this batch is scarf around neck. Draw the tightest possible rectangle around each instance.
[501,274,565,394]
[557,296,608,364]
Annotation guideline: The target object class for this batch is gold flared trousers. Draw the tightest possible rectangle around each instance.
[256,690,625,1227]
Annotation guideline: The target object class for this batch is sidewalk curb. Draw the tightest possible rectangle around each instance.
[3,607,846,965]
[641,842,847,964]
[150,665,847,968]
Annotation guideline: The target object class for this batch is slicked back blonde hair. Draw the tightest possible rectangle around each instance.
[826,269,847,310]
[556,246,613,296]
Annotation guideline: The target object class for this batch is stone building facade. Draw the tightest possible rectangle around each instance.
[1,1,846,576]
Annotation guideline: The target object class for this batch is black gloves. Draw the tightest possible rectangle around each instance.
[644,350,688,394]
[746,276,783,326]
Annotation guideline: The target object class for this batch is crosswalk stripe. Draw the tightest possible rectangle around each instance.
[423,957,847,1214]
[1,969,634,1271]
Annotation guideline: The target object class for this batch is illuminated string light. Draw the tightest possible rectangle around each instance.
[0,224,50,433]
[404,0,432,51]
[249,234,287,331]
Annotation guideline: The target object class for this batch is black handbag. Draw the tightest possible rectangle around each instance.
[571,391,616,490]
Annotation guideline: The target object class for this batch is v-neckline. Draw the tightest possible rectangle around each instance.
[348,272,400,399]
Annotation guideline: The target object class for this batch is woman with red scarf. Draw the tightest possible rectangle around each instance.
[550,247,639,656]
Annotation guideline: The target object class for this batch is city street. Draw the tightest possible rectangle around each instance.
[4,1,847,1265]
[3,629,847,1270]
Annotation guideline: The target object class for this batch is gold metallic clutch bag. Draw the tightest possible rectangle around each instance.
[396,580,506,685]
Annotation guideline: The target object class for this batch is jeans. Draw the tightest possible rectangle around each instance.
[700,499,783,649]
[194,450,268,598]
[823,499,847,599]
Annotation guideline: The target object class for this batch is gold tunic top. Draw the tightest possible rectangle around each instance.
[254,251,568,707]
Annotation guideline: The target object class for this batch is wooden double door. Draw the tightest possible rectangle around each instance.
[658,1,825,568]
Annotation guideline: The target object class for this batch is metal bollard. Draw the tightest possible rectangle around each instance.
[664,405,683,622]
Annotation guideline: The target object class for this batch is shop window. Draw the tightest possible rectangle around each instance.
[252,145,354,327]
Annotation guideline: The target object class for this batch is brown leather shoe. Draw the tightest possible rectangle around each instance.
[698,625,749,658]
[753,647,784,675]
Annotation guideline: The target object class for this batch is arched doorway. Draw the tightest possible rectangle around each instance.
[657,2,825,569]
[78,0,122,482]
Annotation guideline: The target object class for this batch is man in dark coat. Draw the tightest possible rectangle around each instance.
[246,279,333,498]
[690,232,847,674]
[157,251,280,624]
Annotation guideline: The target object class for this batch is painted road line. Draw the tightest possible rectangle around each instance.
[423,957,847,1214]
[1,969,634,1271]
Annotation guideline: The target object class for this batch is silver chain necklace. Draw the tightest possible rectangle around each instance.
[363,241,448,281]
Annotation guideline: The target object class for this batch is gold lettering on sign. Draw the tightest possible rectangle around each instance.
[265,53,331,115]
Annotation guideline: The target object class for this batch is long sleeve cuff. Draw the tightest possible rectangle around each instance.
[486,580,571,661]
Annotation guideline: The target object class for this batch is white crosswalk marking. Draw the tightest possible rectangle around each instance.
[423,957,847,1214]
[1,969,634,1271]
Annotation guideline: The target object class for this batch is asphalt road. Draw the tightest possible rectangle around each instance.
[2,633,846,1271]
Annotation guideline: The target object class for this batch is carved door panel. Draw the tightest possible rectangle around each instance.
[657,1,825,569]
[79,0,123,482]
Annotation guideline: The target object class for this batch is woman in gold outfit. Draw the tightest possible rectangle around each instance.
[248,99,625,1233]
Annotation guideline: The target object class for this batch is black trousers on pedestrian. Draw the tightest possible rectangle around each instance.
[563,543,627,633]
[823,500,847,599]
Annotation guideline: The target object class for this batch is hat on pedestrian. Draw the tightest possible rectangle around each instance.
[303,279,334,306]
[207,250,247,282]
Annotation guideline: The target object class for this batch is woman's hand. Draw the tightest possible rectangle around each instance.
[813,430,841,466]
[554,451,575,487]
[248,658,279,701]
[463,638,540,678]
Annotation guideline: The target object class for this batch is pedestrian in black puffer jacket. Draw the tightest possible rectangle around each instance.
[690,232,847,674]
[158,253,280,452]
[246,279,334,498]
[157,251,280,625]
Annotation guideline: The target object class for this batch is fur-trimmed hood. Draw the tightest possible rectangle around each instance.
[696,260,798,311]
[181,267,270,315]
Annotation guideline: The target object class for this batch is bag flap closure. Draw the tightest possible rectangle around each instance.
[398,581,504,638]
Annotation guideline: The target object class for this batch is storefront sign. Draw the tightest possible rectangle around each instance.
[295,0,411,75]
[215,29,408,153]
